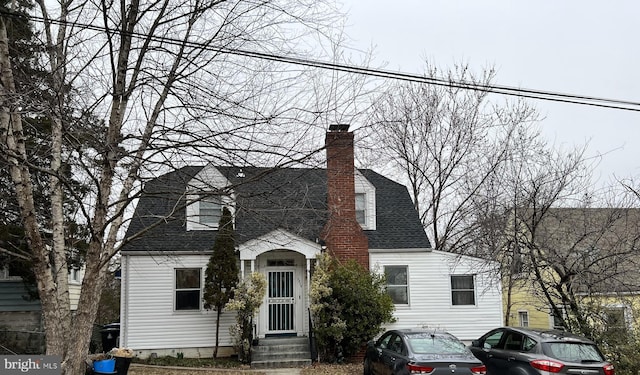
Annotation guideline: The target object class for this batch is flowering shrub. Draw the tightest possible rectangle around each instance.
[225,272,267,363]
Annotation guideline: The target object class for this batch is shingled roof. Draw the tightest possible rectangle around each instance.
[121,166,431,253]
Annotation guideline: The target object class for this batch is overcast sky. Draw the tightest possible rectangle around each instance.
[342,0,639,184]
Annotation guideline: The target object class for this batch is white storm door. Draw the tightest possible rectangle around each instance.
[267,270,296,333]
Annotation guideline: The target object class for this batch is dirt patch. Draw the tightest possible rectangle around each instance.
[128,362,362,375]
[300,362,362,374]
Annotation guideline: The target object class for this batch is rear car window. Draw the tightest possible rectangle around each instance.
[523,336,537,351]
[407,335,468,354]
[542,342,605,362]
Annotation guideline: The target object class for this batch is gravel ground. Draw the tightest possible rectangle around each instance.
[127,362,362,375]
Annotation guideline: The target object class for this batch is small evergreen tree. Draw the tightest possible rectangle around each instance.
[310,253,395,362]
[203,207,239,358]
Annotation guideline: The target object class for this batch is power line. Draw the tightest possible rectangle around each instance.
[4,10,640,112]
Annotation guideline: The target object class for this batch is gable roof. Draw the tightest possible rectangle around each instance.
[121,166,431,253]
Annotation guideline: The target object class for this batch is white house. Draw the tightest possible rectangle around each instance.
[119,125,502,360]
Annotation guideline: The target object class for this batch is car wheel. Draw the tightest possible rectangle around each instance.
[363,358,373,375]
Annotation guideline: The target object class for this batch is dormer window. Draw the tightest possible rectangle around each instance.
[199,197,222,225]
[354,171,376,230]
[355,193,366,225]
[185,165,236,231]
[186,194,234,231]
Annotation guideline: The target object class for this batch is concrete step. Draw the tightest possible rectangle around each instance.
[251,337,311,369]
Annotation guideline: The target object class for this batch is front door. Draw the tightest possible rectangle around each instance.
[267,270,296,334]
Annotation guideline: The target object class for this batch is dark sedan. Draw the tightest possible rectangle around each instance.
[363,329,487,375]
[469,327,615,375]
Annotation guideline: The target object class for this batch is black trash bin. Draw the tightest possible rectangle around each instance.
[100,323,120,352]
[114,356,131,375]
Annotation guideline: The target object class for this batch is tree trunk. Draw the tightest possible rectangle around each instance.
[0,17,71,370]
[65,250,108,375]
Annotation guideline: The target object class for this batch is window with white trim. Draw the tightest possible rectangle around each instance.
[518,311,529,327]
[451,275,476,306]
[355,193,366,225]
[186,194,234,231]
[385,266,409,305]
[604,306,628,333]
[354,172,376,230]
[175,268,201,311]
[551,305,566,330]
[199,197,222,225]
[70,268,80,282]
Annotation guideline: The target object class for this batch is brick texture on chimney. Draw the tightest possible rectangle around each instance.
[321,126,369,269]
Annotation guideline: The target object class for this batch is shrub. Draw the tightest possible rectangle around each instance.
[225,272,266,363]
[310,253,395,362]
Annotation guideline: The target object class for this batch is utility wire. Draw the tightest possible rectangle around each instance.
[4,9,640,112]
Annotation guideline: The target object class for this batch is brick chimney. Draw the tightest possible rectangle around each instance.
[321,124,369,269]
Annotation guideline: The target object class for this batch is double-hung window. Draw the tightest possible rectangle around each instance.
[187,194,234,231]
[518,311,529,327]
[355,193,366,225]
[175,268,201,311]
[199,197,222,225]
[354,172,376,230]
[604,306,628,334]
[551,305,566,330]
[385,266,409,305]
[451,275,475,306]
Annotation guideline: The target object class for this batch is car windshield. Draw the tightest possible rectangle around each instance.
[543,342,605,362]
[407,334,468,354]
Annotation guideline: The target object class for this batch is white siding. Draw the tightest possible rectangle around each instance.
[121,254,236,351]
[370,250,503,342]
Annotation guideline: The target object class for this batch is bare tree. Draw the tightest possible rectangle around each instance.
[483,139,595,326]
[481,132,640,347]
[0,0,366,373]
[361,63,538,253]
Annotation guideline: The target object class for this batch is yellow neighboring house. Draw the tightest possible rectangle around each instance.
[503,276,560,330]
[502,208,640,333]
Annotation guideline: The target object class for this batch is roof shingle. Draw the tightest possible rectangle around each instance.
[122,166,431,253]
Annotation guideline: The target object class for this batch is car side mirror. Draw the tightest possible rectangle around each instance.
[471,340,481,348]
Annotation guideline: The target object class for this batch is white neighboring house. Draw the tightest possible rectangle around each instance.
[119,125,502,358]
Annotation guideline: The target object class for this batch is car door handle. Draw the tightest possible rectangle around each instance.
[486,354,493,358]
[508,357,516,361]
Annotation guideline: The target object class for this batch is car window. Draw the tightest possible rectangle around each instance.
[377,333,393,349]
[523,336,537,352]
[388,334,404,355]
[503,332,525,351]
[543,343,605,362]
[407,334,468,354]
[483,331,504,349]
